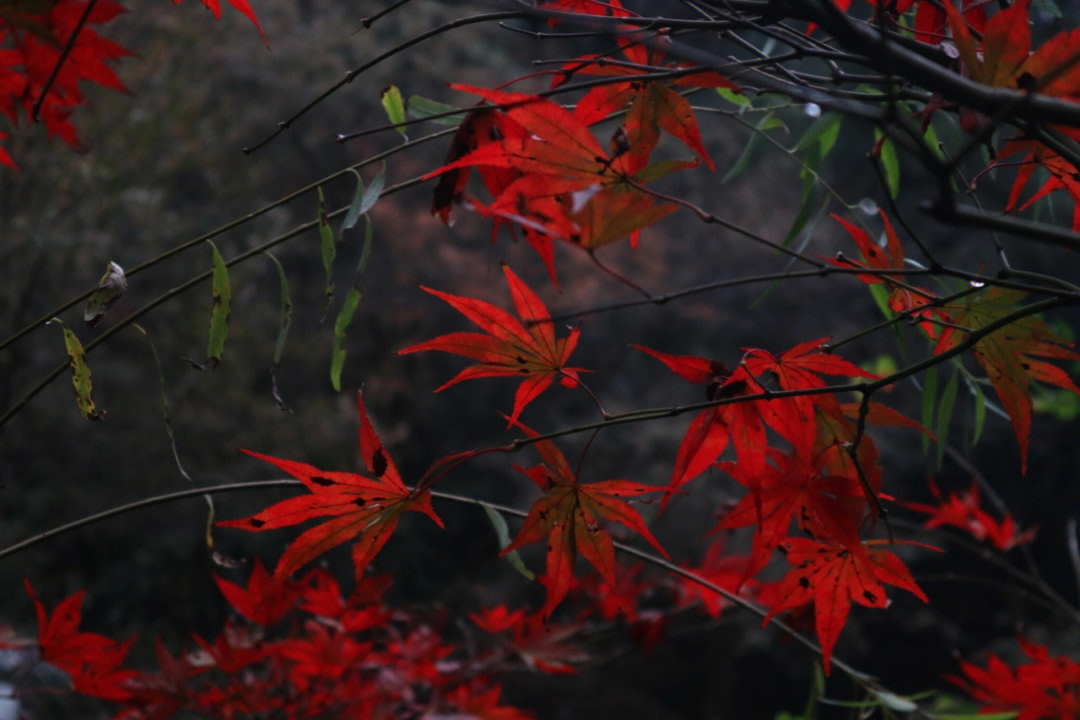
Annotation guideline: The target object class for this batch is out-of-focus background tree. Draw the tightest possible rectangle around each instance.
[2,2,1079,718]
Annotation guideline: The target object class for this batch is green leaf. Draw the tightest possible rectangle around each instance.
[341,164,385,233]
[342,171,366,232]
[868,282,894,320]
[935,369,959,468]
[722,120,764,184]
[207,240,231,365]
[406,94,466,125]
[356,215,374,277]
[264,252,292,367]
[716,85,749,107]
[794,113,840,155]
[83,261,127,326]
[318,186,336,310]
[330,288,362,392]
[874,129,901,199]
[971,377,987,445]
[921,366,938,455]
[52,320,103,420]
[358,163,386,216]
[381,85,408,139]
[482,504,535,580]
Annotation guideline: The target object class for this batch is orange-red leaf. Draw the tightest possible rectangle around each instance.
[503,421,668,619]
[764,539,927,674]
[24,579,137,700]
[217,393,443,582]
[398,264,585,425]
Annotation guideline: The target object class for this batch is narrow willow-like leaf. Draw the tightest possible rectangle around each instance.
[264,252,292,367]
[83,261,126,326]
[971,375,987,446]
[207,240,231,365]
[482,504,535,580]
[381,85,408,139]
[330,288,361,392]
[921,365,938,455]
[407,94,465,125]
[874,129,901,199]
[263,252,293,412]
[318,186,335,311]
[342,170,366,232]
[356,215,374,276]
[358,163,385,216]
[936,369,960,468]
[343,164,385,234]
[794,112,840,155]
[51,319,103,420]
[722,118,764,184]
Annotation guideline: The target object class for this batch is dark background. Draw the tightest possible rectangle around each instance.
[1,1,1079,717]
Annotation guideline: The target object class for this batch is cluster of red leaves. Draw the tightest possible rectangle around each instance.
[635,338,930,672]
[949,636,1080,720]
[837,0,1080,229]
[835,212,1080,472]
[19,573,535,720]
[904,479,1037,551]
[424,44,736,284]
[0,0,262,167]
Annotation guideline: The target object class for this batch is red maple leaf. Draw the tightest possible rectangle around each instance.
[831,212,941,333]
[213,557,300,625]
[425,85,683,282]
[714,449,866,577]
[763,538,928,674]
[398,263,585,425]
[949,637,1080,720]
[903,479,1037,551]
[176,0,266,43]
[557,34,738,170]
[24,578,137,701]
[217,393,444,582]
[676,536,755,618]
[503,421,669,619]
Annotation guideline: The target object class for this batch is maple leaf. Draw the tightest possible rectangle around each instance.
[949,637,1080,720]
[903,479,1037,551]
[558,36,737,170]
[175,0,266,44]
[213,557,299,625]
[425,85,683,281]
[502,421,669,619]
[933,288,1080,472]
[24,578,137,701]
[10,0,132,148]
[217,393,444,582]
[831,212,942,333]
[742,337,877,456]
[398,263,585,425]
[763,538,928,674]
[675,536,755,618]
[714,449,866,577]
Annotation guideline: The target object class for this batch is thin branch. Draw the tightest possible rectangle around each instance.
[0,128,455,355]
[243,11,525,154]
